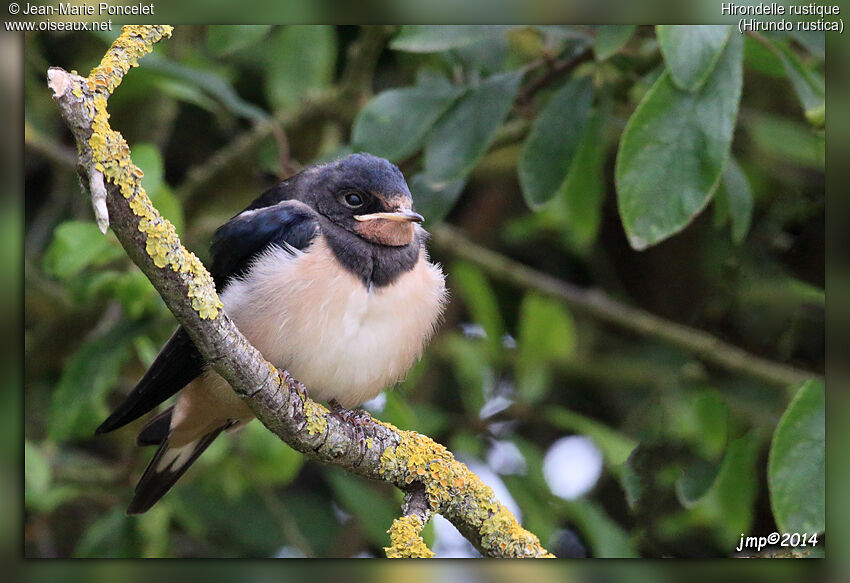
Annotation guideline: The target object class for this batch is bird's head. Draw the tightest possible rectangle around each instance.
[300,153,423,247]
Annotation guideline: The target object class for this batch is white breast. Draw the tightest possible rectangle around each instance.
[219,237,447,407]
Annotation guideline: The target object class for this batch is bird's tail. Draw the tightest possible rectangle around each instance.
[126,421,231,515]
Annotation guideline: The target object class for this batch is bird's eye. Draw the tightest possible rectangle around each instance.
[343,192,364,208]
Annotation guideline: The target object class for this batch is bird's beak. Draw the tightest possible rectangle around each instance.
[354,208,424,223]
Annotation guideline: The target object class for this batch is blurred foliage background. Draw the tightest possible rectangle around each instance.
[24,25,824,558]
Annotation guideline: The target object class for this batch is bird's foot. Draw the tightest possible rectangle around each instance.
[294,380,309,402]
[284,373,310,403]
[328,399,373,462]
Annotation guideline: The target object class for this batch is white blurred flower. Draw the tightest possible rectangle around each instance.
[486,439,527,475]
[331,502,351,523]
[432,514,479,558]
[479,395,513,419]
[501,334,517,349]
[460,322,487,338]
[542,435,603,500]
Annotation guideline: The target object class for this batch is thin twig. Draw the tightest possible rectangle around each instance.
[25,123,77,167]
[174,93,342,204]
[430,224,820,388]
[516,47,595,106]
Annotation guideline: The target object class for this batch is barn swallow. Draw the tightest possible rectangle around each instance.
[96,153,448,514]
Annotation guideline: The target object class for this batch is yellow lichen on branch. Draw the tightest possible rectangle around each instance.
[87,25,172,94]
[385,515,434,558]
[377,421,553,558]
[300,393,330,436]
[85,25,222,319]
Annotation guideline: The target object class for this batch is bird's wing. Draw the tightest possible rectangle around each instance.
[97,201,319,436]
[209,199,320,288]
[96,327,205,435]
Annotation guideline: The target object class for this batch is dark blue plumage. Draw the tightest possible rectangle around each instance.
[210,201,319,288]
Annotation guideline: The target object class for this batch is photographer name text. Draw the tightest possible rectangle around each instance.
[20,2,154,16]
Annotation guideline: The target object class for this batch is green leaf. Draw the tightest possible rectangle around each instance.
[692,434,759,544]
[773,39,825,123]
[149,184,185,235]
[390,25,512,53]
[656,25,732,91]
[713,185,730,229]
[137,505,172,557]
[450,431,487,460]
[675,458,721,508]
[594,25,636,60]
[323,468,397,547]
[207,25,271,56]
[518,77,594,209]
[619,445,648,510]
[444,334,489,417]
[381,391,419,431]
[451,261,505,359]
[744,34,786,78]
[516,294,577,403]
[681,390,729,460]
[619,442,694,515]
[351,83,464,163]
[554,101,608,251]
[74,269,160,318]
[451,35,511,75]
[131,143,164,195]
[111,269,160,319]
[74,507,136,558]
[616,32,743,250]
[565,500,639,558]
[424,71,523,182]
[746,112,824,169]
[768,380,825,534]
[266,25,337,112]
[519,294,578,363]
[43,221,125,280]
[153,78,221,114]
[409,172,466,227]
[48,320,149,441]
[719,157,753,244]
[175,481,287,555]
[240,422,304,487]
[144,54,268,122]
[132,143,184,233]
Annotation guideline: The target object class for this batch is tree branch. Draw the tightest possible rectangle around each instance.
[430,224,820,388]
[516,47,595,107]
[49,25,551,559]
[385,482,434,558]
